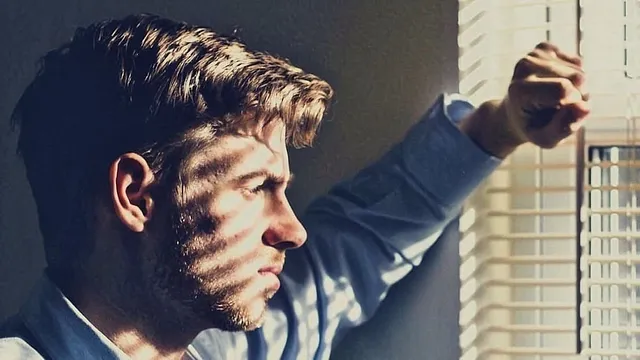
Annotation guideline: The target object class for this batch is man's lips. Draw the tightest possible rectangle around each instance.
[258,264,283,292]
[258,264,283,276]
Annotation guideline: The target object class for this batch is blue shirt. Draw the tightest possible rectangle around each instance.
[0,94,501,359]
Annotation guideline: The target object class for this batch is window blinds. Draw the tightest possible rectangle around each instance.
[458,0,640,359]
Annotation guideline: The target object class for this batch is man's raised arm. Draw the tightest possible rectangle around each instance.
[277,42,589,357]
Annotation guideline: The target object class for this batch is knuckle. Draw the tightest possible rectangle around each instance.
[555,78,573,96]
[514,57,534,77]
[535,42,558,58]
[535,41,555,51]
[528,49,546,59]
[570,71,586,86]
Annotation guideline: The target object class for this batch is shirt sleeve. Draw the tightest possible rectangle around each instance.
[276,93,502,353]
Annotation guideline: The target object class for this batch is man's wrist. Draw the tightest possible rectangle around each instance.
[458,99,525,159]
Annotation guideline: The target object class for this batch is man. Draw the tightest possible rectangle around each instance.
[0,13,588,360]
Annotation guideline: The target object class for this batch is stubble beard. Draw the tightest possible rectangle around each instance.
[137,201,271,334]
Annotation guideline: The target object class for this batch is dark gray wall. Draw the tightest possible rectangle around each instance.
[331,218,462,360]
[0,1,460,359]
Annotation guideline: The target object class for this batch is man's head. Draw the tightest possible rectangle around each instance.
[12,14,333,334]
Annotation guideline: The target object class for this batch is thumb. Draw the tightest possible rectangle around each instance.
[527,101,589,148]
[564,100,590,132]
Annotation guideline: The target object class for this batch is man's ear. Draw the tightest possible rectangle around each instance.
[109,153,155,233]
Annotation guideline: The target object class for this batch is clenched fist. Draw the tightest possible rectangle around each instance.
[460,42,590,158]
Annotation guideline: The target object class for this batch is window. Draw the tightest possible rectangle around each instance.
[583,146,640,356]
[458,0,640,359]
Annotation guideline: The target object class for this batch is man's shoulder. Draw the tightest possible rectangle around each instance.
[0,337,44,360]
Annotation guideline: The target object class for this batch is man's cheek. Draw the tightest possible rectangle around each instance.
[214,195,267,239]
[213,191,249,215]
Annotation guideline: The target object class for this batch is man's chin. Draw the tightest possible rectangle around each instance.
[198,298,268,332]
[209,311,266,332]
[231,302,269,331]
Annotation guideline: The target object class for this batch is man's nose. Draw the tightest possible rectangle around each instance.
[262,198,307,250]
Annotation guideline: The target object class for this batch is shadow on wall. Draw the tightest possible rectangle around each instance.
[0,1,459,359]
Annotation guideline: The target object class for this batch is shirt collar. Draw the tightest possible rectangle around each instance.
[19,273,203,360]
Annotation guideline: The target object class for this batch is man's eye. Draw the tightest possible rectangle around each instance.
[244,181,271,197]
[249,183,266,194]
[241,186,261,198]
[242,178,284,199]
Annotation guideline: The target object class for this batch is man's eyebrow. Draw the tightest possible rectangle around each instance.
[232,170,294,186]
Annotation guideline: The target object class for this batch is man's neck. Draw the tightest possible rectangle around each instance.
[56,276,198,360]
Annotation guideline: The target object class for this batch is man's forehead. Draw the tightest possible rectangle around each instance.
[185,122,289,179]
[190,119,286,149]
[239,119,287,151]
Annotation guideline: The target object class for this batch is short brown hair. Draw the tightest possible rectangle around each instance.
[11,14,333,272]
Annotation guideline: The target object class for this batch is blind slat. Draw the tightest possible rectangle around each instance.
[487,185,640,194]
[485,208,640,216]
[483,232,640,240]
